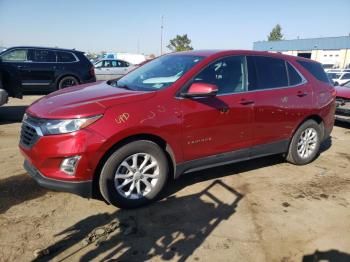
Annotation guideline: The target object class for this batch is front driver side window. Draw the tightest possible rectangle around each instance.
[2,49,28,61]
[193,56,245,95]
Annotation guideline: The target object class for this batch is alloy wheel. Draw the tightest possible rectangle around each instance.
[114,153,160,199]
[297,127,318,159]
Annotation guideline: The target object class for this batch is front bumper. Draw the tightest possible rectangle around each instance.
[335,98,350,123]
[24,160,92,198]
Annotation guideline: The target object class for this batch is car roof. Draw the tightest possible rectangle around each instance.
[168,49,317,63]
[4,46,83,53]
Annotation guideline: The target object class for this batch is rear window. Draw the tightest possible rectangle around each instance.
[251,56,288,90]
[57,51,76,62]
[297,60,330,84]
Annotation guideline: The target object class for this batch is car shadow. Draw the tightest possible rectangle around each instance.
[0,173,47,214]
[302,249,350,262]
[0,105,27,125]
[319,136,332,154]
[34,180,243,261]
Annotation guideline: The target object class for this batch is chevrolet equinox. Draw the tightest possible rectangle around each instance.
[20,50,336,208]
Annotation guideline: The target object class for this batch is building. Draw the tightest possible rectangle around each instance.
[253,36,350,69]
[103,52,146,65]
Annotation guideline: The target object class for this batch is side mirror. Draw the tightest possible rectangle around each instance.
[183,83,218,98]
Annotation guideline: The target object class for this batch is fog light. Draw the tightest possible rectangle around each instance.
[60,156,81,176]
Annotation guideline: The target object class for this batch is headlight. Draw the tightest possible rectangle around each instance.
[22,113,28,122]
[40,115,102,135]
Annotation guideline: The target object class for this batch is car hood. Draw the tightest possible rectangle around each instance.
[335,85,350,99]
[27,81,156,119]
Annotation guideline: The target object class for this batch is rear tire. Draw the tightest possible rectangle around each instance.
[286,120,322,165]
[58,76,79,89]
[99,140,169,208]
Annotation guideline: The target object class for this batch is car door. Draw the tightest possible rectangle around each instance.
[21,48,57,91]
[94,60,113,80]
[247,56,313,152]
[180,56,254,161]
[94,60,105,80]
[115,60,130,77]
[109,60,123,78]
[0,48,29,96]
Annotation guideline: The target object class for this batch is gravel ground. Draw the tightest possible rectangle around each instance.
[0,96,349,262]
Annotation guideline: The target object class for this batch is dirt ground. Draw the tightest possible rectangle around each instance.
[0,96,350,262]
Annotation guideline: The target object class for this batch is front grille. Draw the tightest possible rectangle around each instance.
[20,116,42,148]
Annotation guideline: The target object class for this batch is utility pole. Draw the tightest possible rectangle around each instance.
[137,38,140,53]
[160,15,164,55]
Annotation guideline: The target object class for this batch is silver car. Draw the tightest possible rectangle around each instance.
[94,59,135,80]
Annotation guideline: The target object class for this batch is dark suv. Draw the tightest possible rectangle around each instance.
[0,46,95,97]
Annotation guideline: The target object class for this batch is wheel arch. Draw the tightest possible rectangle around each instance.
[290,114,325,145]
[92,133,176,198]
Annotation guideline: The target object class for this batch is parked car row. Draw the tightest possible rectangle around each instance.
[327,69,350,86]
[20,50,336,208]
[334,80,350,123]
[93,59,135,80]
[0,46,96,106]
[0,46,155,106]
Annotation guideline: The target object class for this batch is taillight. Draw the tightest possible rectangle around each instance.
[90,66,95,77]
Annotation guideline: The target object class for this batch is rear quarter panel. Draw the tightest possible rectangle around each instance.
[291,59,336,137]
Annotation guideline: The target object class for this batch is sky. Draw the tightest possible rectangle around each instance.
[0,0,349,55]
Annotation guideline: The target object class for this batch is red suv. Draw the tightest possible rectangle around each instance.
[20,50,336,208]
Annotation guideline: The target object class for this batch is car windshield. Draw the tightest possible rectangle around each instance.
[327,73,341,79]
[110,54,204,91]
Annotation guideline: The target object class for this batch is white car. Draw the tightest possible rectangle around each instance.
[94,59,135,81]
[327,70,350,86]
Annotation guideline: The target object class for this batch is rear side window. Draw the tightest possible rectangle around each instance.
[251,56,288,90]
[31,49,56,62]
[342,73,350,80]
[297,60,330,84]
[117,60,129,67]
[57,51,76,62]
[287,63,303,85]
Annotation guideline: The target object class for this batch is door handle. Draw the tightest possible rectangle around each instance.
[297,91,308,97]
[239,99,254,105]
[17,65,25,69]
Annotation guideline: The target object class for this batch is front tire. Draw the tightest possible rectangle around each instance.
[286,120,322,165]
[99,140,169,208]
